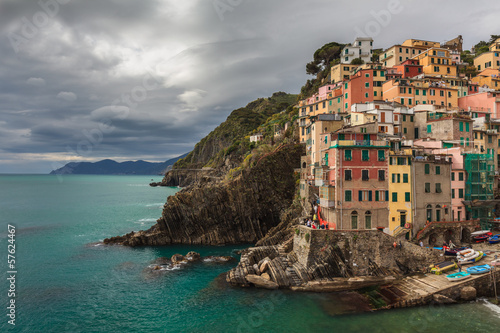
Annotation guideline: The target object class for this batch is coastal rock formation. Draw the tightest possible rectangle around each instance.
[104,144,304,246]
[150,168,221,188]
[227,228,442,290]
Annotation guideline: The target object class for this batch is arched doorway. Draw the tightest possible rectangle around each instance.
[351,211,358,229]
[436,205,442,222]
[461,228,471,244]
[428,233,438,247]
[426,204,433,222]
[365,211,372,229]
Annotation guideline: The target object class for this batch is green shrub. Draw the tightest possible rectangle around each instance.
[305,233,310,243]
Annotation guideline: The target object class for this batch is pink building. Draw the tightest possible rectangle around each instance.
[458,92,500,118]
[435,147,466,221]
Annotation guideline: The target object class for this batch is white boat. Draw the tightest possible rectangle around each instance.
[490,259,500,266]
[457,249,475,258]
[458,251,484,265]
[471,230,491,236]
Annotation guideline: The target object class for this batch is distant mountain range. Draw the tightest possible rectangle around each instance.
[49,153,189,175]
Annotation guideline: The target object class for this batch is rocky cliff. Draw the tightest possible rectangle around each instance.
[104,144,304,246]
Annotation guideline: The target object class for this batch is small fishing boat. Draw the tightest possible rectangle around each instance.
[488,234,500,244]
[490,259,500,266]
[444,247,468,256]
[446,271,471,282]
[429,261,457,275]
[472,230,492,243]
[471,230,492,236]
[467,264,491,275]
[457,248,475,258]
[458,251,484,265]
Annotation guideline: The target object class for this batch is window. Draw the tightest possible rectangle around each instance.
[460,137,464,146]
[436,166,440,175]
[365,82,370,88]
[392,173,396,183]
[403,173,408,183]
[359,190,372,202]
[427,125,431,133]
[459,122,463,131]
[426,204,432,222]
[425,182,430,193]
[345,150,352,161]
[362,170,369,181]
[378,150,385,161]
[459,172,464,181]
[452,189,455,199]
[405,192,410,202]
[416,89,420,96]
[365,93,369,98]
[351,212,358,229]
[345,170,352,181]
[436,183,442,193]
[378,170,385,181]
[365,212,372,229]
[458,189,464,198]
[345,190,352,202]
[392,192,398,202]
[362,150,369,161]
[451,172,455,181]
[425,164,430,174]
[489,135,493,144]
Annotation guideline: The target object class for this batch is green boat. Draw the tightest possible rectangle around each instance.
[446,271,471,282]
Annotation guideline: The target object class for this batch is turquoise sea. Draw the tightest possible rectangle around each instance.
[1,174,500,333]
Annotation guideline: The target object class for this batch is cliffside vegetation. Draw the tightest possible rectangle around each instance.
[173,92,297,171]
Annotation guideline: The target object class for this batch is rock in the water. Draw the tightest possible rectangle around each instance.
[203,256,235,263]
[171,254,185,264]
[186,252,201,261]
[261,273,271,281]
[460,286,477,301]
[245,274,278,290]
[253,264,260,275]
[433,294,456,304]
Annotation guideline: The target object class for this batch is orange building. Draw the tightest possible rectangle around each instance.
[343,67,386,112]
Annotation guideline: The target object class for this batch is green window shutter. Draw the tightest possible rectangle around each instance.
[345,190,352,202]
[436,166,440,175]
[466,122,469,132]
[397,174,401,183]
[375,191,379,201]
[427,125,431,133]
[405,192,410,202]
[466,138,469,146]
[459,172,464,181]
[385,191,389,201]
[451,172,455,181]
[392,192,397,202]
[403,174,408,183]
[459,189,464,198]
[369,191,372,201]
[345,149,351,160]
[452,189,455,199]
[459,122,463,131]
[425,164,430,174]
[392,174,396,183]
[460,137,464,146]
[359,191,363,201]
[362,150,369,161]
[378,150,385,161]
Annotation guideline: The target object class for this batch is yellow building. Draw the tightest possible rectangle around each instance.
[474,41,500,71]
[402,39,440,49]
[331,64,359,84]
[471,68,500,90]
[381,39,439,68]
[413,48,457,77]
[388,150,413,237]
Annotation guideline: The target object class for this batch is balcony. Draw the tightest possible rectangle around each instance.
[331,139,390,148]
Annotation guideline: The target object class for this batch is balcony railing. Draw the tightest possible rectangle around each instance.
[331,140,389,147]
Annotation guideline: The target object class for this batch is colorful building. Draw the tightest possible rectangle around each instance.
[341,37,373,64]
[388,149,413,237]
[321,132,390,230]
[343,67,386,111]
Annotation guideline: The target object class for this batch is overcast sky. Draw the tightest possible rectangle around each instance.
[0,0,499,173]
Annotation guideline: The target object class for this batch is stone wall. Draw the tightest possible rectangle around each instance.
[294,226,441,277]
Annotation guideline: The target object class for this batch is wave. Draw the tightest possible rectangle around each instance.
[480,298,500,318]
[146,203,164,207]
[138,218,157,222]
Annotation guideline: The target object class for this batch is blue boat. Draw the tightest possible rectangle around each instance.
[467,264,491,275]
[446,271,471,282]
[488,234,500,244]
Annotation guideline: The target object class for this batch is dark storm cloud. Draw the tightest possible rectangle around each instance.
[0,0,499,173]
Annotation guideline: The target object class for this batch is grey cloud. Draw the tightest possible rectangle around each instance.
[1,0,500,172]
